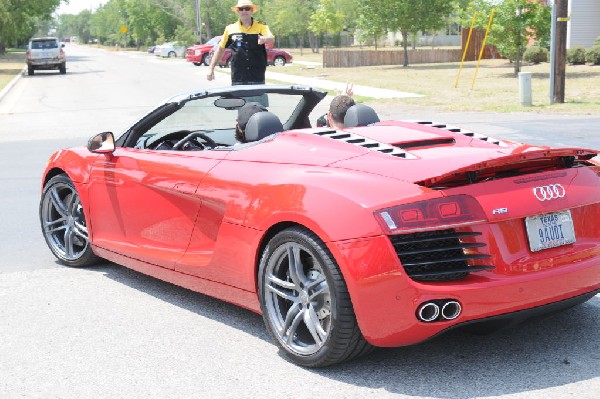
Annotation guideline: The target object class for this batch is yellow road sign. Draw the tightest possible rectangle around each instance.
[120,25,128,34]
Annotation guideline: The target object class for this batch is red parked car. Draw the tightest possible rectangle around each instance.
[208,46,293,67]
[185,36,221,66]
[40,85,600,368]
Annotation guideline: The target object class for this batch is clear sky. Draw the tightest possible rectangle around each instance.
[56,0,105,15]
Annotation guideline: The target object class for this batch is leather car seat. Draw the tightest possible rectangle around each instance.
[344,104,380,127]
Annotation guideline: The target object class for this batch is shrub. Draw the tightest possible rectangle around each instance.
[595,37,600,46]
[567,46,587,64]
[523,45,548,64]
[586,45,600,65]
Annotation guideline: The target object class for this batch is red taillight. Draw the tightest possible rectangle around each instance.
[375,195,487,233]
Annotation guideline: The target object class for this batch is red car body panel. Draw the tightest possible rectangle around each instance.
[185,36,222,64]
[41,88,600,348]
[214,47,293,66]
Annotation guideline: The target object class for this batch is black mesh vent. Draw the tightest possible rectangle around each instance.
[390,229,494,281]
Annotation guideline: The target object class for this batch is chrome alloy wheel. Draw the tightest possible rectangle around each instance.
[264,242,332,355]
[41,180,90,262]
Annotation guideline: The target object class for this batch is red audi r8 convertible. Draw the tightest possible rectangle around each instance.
[40,85,600,367]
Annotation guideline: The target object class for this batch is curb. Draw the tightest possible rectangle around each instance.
[0,67,25,103]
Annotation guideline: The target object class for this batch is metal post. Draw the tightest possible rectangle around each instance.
[519,72,532,106]
[549,1,556,104]
[195,0,202,42]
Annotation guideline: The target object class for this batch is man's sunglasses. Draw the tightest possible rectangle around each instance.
[238,7,252,11]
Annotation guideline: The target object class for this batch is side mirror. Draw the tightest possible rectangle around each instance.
[316,113,329,127]
[87,132,115,153]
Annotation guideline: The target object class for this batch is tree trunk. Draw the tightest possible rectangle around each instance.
[402,30,409,67]
[309,31,319,53]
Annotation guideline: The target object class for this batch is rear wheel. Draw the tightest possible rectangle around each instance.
[273,56,286,67]
[40,174,99,267]
[258,227,372,367]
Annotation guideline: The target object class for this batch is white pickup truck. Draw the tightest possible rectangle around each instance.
[26,37,66,75]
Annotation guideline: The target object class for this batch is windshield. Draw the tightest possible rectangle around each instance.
[31,40,58,49]
[207,36,221,46]
[138,92,305,147]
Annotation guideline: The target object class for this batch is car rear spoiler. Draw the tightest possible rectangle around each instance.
[417,147,599,188]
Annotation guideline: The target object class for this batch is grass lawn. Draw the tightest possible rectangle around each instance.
[282,48,600,115]
[0,51,25,92]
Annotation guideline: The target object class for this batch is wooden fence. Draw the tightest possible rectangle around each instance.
[322,29,501,68]
[323,48,463,67]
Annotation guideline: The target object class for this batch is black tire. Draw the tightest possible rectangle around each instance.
[40,174,100,267]
[192,62,202,66]
[225,58,231,68]
[168,51,176,58]
[273,56,286,67]
[258,226,372,367]
[202,53,210,66]
[59,63,66,74]
[28,66,34,76]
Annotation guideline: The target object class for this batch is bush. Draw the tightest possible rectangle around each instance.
[595,37,600,46]
[586,45,600,65]
[523,45,548,64]
[567,46,587,64]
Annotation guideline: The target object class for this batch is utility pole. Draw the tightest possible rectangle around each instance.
[553,0,568,103]
[195,0,202,42]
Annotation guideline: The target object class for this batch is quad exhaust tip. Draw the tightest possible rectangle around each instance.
[417,300,462,322]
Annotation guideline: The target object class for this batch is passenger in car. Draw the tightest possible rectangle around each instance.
[327,95,355,129]
[235,102,267,143]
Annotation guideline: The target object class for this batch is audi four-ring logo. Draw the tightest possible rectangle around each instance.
[533,184,566,201]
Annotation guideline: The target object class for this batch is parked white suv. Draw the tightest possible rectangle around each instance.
[26,37,66,75]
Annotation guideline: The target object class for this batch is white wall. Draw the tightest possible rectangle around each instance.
[568,0,600,48]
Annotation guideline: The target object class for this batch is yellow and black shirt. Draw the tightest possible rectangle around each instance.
[220,19,273,84]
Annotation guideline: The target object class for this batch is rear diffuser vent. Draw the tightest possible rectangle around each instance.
[389,229,494,281]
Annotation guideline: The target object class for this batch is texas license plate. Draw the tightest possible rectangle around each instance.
[525,210,576,252]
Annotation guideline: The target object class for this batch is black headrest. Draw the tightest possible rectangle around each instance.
[343,104,380,127]
[244,112,284,142]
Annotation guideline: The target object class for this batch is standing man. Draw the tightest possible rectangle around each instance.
[206,0,275,85]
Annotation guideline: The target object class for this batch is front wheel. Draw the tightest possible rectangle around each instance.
[168,51,176,58]
[40,174,99,267]
[59,63,66,74]
[258,227,372,367]
[202,53,210,66]
[28,65,34,75]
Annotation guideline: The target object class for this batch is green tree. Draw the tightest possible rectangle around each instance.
[264,0,317,52]
[356,0,388,49]
[309,0,345,47]
[0,0,62,52]
[386,0,456,66]
[464,0,551,76]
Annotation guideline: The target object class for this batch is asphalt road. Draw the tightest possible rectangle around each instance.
[0,44,599,399]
